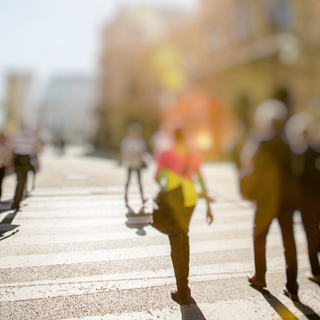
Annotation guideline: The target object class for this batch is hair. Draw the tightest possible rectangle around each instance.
[254,99,289,127]
[127,122,143,135]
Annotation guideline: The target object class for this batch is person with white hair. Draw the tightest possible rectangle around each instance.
[286,114,320,285]
[241,99,299,301]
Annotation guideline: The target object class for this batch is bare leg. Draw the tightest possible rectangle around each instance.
[125,169,132,206]
[136,169,145,204]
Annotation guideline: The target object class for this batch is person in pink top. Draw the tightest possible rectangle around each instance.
[155,128,213,305]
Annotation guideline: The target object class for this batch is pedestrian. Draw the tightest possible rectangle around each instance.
[9,127,41,211]
[149,122,174,163]
[154,128,213,305]
[241,99,299,301]
[286,116,320,285]
[120,122,147,209]
[0,132,11,203]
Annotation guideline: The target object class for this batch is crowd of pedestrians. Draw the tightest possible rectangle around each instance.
[239,99,320,301]
[122,98,320,306]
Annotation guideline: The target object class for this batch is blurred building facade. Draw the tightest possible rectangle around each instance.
[41,75,99,144]
[96,4,194,148]
[179,0,320,127]
[96,0,320,149]
[3,73,31,134]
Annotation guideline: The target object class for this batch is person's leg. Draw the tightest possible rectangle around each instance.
[0,167,5,201]
[181,206,194,279]
[136,169,145,203]
[168,233,189,300]
[168,206,194,304]
[252,207,273,284]
[301,204,320,276]
[278,209,298,295]
[318,227,320,253]
[12,164,29,209]
[125,169,132,206]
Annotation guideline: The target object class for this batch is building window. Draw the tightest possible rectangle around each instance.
[230,1,256,43]
[261,0,292,30]
[207,20,229,52]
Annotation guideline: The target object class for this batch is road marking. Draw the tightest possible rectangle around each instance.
[0,256,309,302]
[60,299,314,320]
[0,233,304,269]
[0,222,252,245]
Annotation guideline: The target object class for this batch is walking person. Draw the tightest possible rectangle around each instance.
[120,122,147,209]
[154,128,213,305]
[286,116,320,285]
[9,128,41,211]
[241,99,299,300]
[0,133,11,203]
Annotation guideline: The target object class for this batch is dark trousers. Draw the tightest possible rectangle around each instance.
[0,167,5,201]
[253,204,298,294]
[125,168,144,203]
[300,191,320,276]
[13,155,33,206]
[168,206,194,294]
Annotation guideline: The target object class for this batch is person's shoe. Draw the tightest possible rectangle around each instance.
[306,272,320,285]
[170,287,191,305]
[247,273,266,288]
[10,202,20,211]
[282,288,299,301]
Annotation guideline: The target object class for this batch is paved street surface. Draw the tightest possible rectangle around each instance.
[0,148,320,320]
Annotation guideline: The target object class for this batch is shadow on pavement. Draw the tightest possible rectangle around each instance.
[254,287,320,320]
[125,208,152,236]
[294,301,320,320]
[180,298,207,320]
[0,199,20,241]
[0,199,14,214]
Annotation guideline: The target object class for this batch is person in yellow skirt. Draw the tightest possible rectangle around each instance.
[155,128,213,305]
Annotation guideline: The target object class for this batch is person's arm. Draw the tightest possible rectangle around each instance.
[154,152,167,190]
[195,169,213,225]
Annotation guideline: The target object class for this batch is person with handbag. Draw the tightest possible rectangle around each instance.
[153,128,213,305]
[242,99,299,301]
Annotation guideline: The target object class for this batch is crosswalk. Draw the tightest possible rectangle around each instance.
[0,162,320,319]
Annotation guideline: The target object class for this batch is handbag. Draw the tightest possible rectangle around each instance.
[150,186,185,235]
[150,152,190,235]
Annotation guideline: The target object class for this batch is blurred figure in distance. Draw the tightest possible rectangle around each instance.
[0,133,11,203]
[149,122,174,163]
[9,127,41,211]
[121,122,147,210]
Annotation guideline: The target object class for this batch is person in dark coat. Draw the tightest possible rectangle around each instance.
[286,115,320,285]
[242,99,299,301]
[0,133,11,202]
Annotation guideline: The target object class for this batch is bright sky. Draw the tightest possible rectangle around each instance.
[0,0,198,101]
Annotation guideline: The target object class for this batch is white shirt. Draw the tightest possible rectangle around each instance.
[9,130,40,155]
[120,136,146,169]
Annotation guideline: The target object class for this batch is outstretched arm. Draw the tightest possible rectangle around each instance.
[195,169,213,225]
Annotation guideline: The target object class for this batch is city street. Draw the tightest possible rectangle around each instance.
[0,148,319,320]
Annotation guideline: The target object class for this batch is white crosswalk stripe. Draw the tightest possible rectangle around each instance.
[0,176,319,319]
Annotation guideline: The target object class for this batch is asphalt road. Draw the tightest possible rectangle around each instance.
[0,148,319,320]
